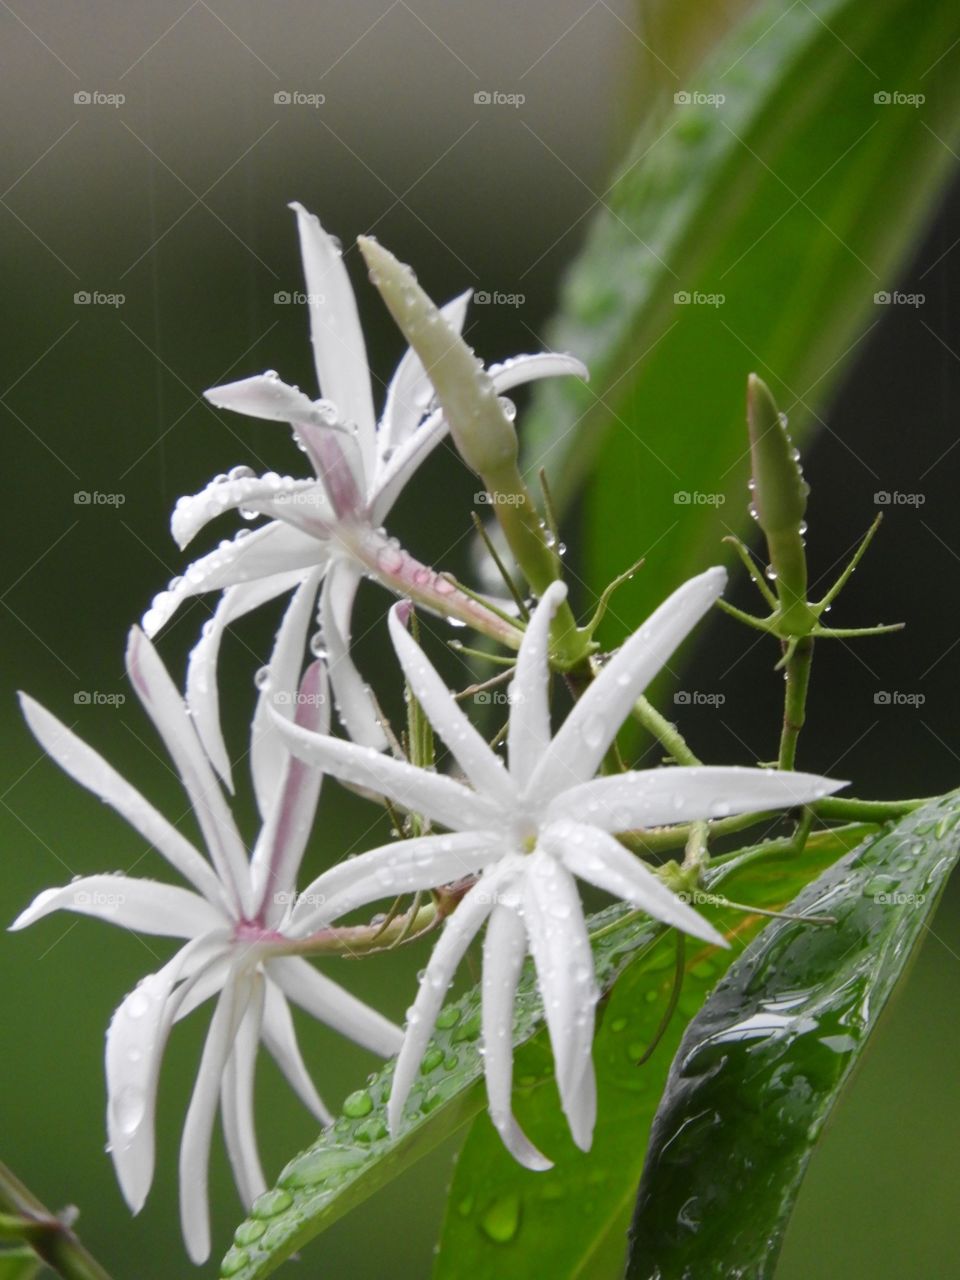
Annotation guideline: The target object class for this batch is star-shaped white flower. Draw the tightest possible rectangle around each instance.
[11,624,401,1264]
[142,201,586,778]
[269,567,844,1167]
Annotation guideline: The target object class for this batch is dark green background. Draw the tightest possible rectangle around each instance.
[2,3,959,1276]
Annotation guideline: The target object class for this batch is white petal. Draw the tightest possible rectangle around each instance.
[127,629,252,917]
[220,974,267,1209]
[489,350,589,393]
[171,474,325,551]
[546,767,846,833]
[387,865,510,1134]
[530,568,726,800]
[250,570,324,821]
[290,831,504,936]
[290,203,376,478]
[179,974,250,1264]
[11,874,223,938]
[545,819,724,947]
[261,978,331,1123]
[482,904,552,1171]
[377,289,471,464]
[522,851,597,1142]
[269,956,402,1057]
[369,407,448,524]
[142,521,324,638]
[17,694,223,907]
[507,581,567,789]
[204,372,319,423]
[186,570,309,792]
[321,560,387,749]
[250,660,329,922]
[271,708,500,833]
[106,935,227,1213]
[388,603,513,803]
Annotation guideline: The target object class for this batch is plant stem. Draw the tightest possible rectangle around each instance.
[813,795,935,821]
[632,695,702,766]
[778,635,814,769]
[0,1161,114,1280]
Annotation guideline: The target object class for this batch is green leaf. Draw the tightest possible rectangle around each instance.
[432,824,869,1279]
[523,0,960,638]
[625,791,960,1279]
[0,1250,40,1280]
[219,825,869,1280]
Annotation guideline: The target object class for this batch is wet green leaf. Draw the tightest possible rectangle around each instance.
[523,0,960,640]
[626,792,960,1279]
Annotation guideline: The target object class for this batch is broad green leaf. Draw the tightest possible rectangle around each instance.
[523,0,960,639]
[0,1251,40,1280]
[625,791,960,1279]
[220,824,871,1280]
[433,824,869,1279]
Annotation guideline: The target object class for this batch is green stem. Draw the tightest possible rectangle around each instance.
[813,795,935,821]
[0,1161,114,1280]
[778,635,814,769]
[632,695,702,766]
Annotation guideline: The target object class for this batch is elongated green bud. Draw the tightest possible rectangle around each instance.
[747,374,813,634]
[357,236,518,475]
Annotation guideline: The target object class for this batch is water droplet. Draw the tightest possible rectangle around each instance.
[251,1188,292,1219]
[436,1006,461,1029]
[234,1219,266,1246]
[420,1046,445,1074]
[480,1193,521,1244]
[254,665,271,691]
[342,1089,373,1119]
[111,1084,145,1136]
[279,1145,366,1189]
[220,1246,249,1276]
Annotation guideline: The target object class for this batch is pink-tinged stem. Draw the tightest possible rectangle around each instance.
[341,524,523,650]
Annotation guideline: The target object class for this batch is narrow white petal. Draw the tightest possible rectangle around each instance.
[530,568,727,800]
[127,629,252,917]
[388,603,513,803]
[179,975,250,1264]
[261,979,331,1123]
[269,955,402,1057]
[171,475,324,551]
[522,851,598,1137]
[321,560,387,749]
[290,831,504,936]
[387,866,511,1134]
[106,935,228,1213]
[186,570,308,791]
[545,819,725,946]
[204,372,319,423]
[250,660,329,921]
[271,708,500,833]
[17,694,223,906]
[378,289,471,462]
[546,767,846,832]
[250,570,324,821]
[142,521,324,638]
[220,974,267,1209]
[507,581,567,789]
[482,904,552,1171]
[369,407,448,524]
[11,875,223,938]
[565,1055,597,1153]
[290,203,376,478]
[489,351,589,393]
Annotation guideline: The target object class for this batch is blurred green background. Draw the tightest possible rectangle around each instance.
[2,2,959,1276]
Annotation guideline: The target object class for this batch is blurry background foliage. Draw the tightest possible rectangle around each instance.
[2,2,959,1276]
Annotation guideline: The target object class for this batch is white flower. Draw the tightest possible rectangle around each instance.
[143,202,587,775]
[268,567,844,1168]
[10,626,401,1264]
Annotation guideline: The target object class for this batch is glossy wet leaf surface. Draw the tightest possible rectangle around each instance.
[220,824,868,1279]
[626,792,960,1279]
